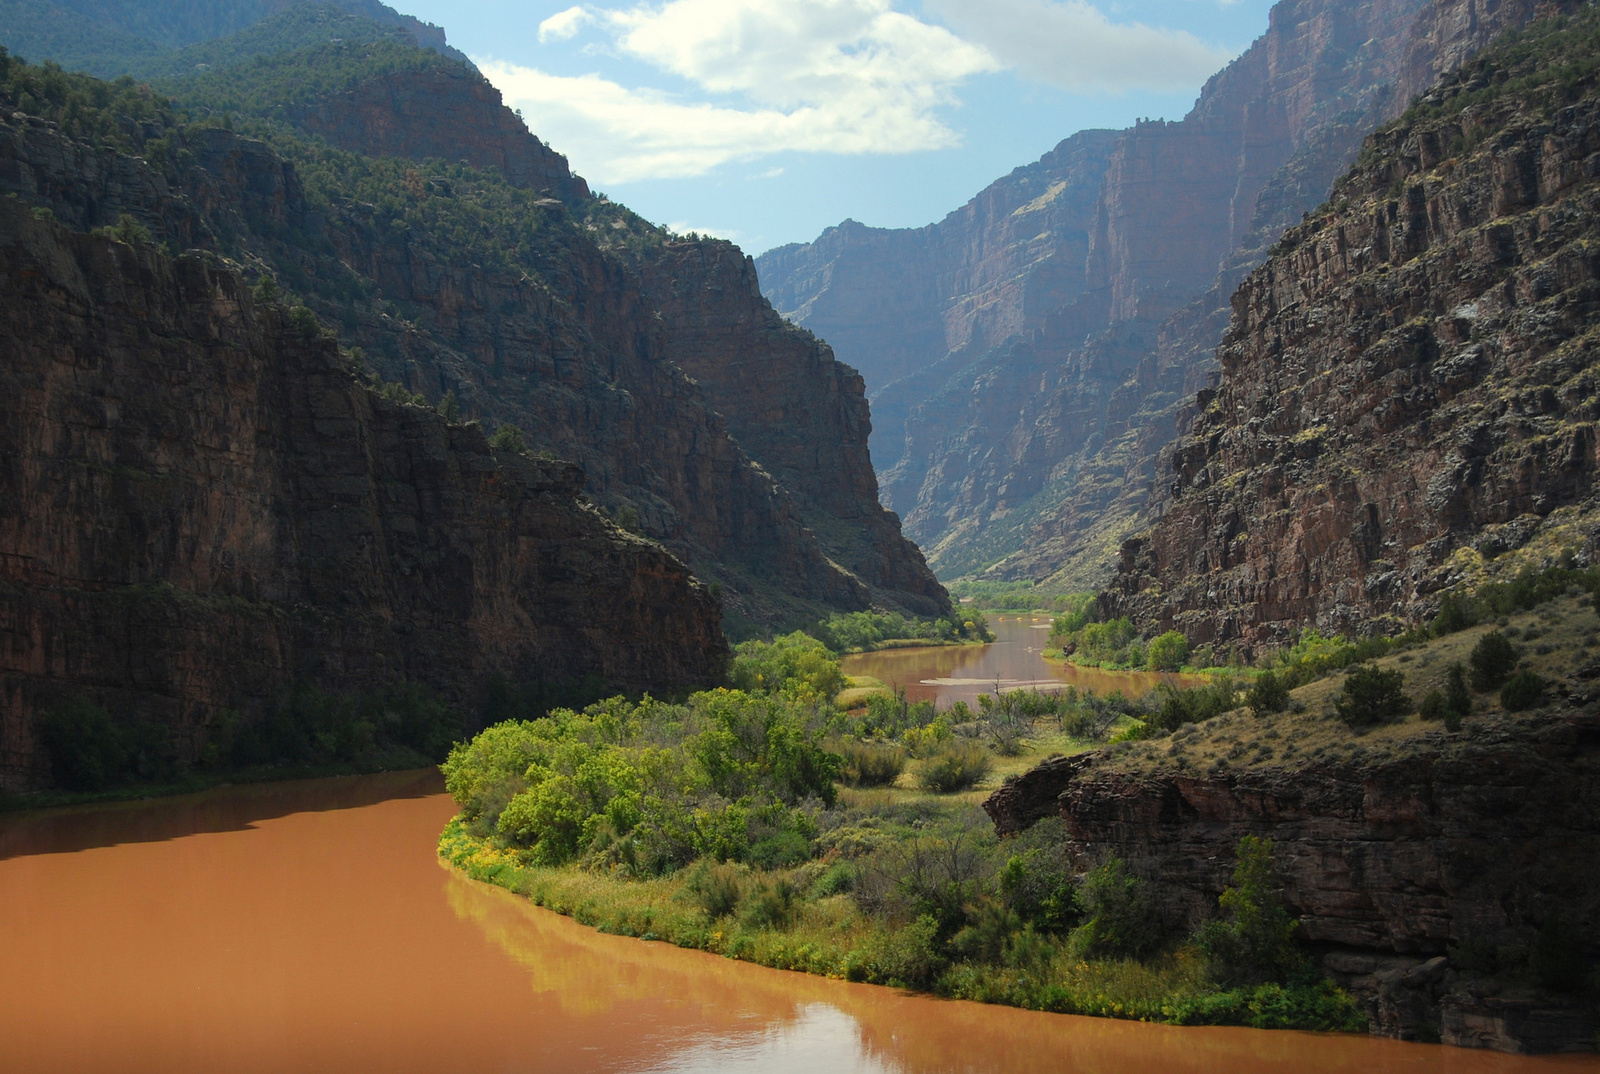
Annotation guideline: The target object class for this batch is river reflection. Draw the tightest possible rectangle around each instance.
[841,617,1203,707]
[0,774,1593,1073]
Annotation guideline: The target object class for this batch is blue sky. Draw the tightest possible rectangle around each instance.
[400,1,1277,253]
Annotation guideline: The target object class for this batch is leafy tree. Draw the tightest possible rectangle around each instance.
[487,422,526,453]
[1195,836,1306,986]
[728,632,845,700]
[1333,665,1412,727]
[1070,857,1161,959]
[1470,631,1519,691]
[1246,670,1290,714]
[1146,630,1189,671]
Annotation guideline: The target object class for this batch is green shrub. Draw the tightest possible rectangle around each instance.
[1149,675,1239,732]
[1499,670,1546,711]
[1069,857,1161,959]
[998,820,1078,933]
[729,631,846,700]
[1469,631,1519,691]
[1432,593,1477,636]
[1194,836,1306,987]
[863,914,945,987]
[740,878,797,929]
[286,304,324,339]
[1146,630,1189,671]
[37,696,130,791]
[748,830,811,870]
[837,740,906,787]
[1333,665,1413,727]
[91,212,152,245]
[915,741,992,792]
[488,422,527,453]
[683,861,743,918]
[1418,689,1447,721]
[1246,670,1290,714]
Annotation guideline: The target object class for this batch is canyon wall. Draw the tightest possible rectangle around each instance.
[1106,33,1600,648]
[758,0,1572,589]
[0,33,946,632]
[0,197,724,792]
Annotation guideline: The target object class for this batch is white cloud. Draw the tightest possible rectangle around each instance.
[481,0,995,183]
[491,0,1235,185]
[537,6,592,43]
[666,221,743,241]
[924,0,1231,92]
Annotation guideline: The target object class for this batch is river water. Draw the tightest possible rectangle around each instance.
[841,617,1201,707]
[0,771,1593,1073]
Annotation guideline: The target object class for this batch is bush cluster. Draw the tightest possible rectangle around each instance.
[805,609,990,653]
[442,690,839,873]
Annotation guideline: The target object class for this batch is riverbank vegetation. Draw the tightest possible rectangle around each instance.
[943,580,1085,614]
[802,609,992,655]
[437,635,1364,1032]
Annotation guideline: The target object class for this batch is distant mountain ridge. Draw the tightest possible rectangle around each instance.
[757,0,1577,593]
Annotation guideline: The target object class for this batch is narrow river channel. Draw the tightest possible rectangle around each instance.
[840,617,1201,707]
[0,771,1593,1073]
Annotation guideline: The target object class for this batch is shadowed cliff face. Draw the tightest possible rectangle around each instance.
[1106,33,1600,649]
[0,43,948,634]
[0,199,726,792]
[758,0,1569,588]
[637,241,948,618]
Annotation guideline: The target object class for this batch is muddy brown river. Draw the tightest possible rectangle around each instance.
[841,617,1202,707]
[0,770,1594,1072]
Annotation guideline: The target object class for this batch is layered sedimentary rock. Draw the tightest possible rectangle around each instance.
[760,0,1571,588]
[0,198,724,792]
[984,705,1600,1050]
[1106,38,1600,648]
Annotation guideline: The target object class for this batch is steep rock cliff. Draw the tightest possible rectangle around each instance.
[0,198,725,792]
[638,241,947,617]
[760,0,1568,587]
[1107,20,1600,648]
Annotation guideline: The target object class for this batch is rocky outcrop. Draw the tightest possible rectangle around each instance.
[287,61,588,200]
[0,197,725,792]
[1106,33,1600,648]
[984,706,1600,1050]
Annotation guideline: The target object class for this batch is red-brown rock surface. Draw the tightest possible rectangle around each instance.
[1106,35,1600,648]
[0,199,724,792]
